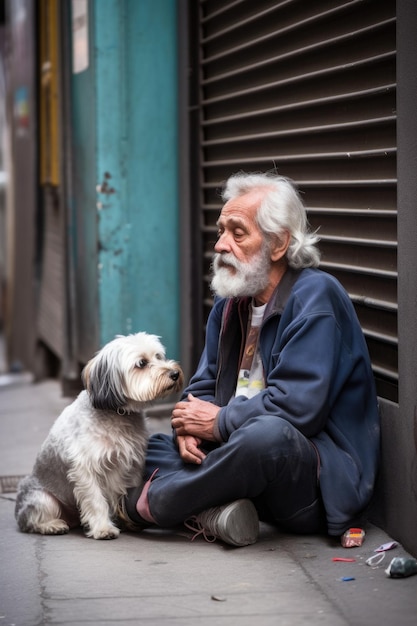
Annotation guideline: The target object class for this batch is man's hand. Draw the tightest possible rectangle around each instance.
[171,393,219,441]
[176,435,206,465]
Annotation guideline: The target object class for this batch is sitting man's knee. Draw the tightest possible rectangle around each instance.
[235,415,303,452]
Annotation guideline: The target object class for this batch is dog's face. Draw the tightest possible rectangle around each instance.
[82,332,184,412]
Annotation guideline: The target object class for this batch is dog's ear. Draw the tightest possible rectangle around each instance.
[82,353,125,412]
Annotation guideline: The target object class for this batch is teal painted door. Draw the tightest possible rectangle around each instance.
[72,0,180,361]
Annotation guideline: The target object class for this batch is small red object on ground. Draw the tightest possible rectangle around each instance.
[341,528,365,548]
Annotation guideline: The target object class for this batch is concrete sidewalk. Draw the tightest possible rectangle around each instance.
[0,376,416,626]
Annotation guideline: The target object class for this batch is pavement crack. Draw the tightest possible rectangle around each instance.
[36,536,52,625]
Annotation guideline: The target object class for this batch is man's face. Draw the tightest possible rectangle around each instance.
[211,190,272,298]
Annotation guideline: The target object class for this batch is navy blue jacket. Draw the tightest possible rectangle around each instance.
[184,267,380,536]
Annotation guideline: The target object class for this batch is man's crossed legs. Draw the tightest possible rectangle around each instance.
[122,416,325,546]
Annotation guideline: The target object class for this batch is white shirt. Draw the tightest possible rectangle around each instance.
[235,302,266,398]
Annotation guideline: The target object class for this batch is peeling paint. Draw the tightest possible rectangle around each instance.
[97,171,116,196]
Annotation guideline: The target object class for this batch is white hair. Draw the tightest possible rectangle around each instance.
[221,172,320,269]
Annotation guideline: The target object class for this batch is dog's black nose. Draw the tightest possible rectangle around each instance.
[170,370,180,382]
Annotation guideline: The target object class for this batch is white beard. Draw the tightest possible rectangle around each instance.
[211,245,271,298]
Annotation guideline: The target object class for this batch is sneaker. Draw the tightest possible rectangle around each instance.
[184,499,259,547]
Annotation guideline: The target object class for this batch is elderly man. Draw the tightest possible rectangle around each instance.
[121,171,380,546]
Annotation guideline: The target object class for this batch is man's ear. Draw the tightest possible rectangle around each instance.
[270,230,291,262]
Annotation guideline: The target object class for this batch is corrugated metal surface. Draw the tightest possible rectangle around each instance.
[194,0,397,401]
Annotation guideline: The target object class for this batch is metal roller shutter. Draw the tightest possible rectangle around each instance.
[193,0,397,401]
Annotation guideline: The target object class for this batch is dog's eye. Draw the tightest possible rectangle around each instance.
[155,353,164,361]
[136,358,148,369]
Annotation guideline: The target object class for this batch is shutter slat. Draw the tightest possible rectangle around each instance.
[202,150,396,165]
[308,235,396,249]
[201,179,396,189]
[319,261,396,279]
[308,208,397,217]
[350,295,397,313]
[203,119,396,146]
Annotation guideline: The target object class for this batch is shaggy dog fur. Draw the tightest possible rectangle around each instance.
[15,332,183,539]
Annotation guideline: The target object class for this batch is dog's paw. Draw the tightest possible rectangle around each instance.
[88,525,120,540]
[38,519,70,535]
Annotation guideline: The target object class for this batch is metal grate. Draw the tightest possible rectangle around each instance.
[0,475,25,494]
[192,0,397,401]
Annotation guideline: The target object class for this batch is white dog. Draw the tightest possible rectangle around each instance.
[15,332,183,539]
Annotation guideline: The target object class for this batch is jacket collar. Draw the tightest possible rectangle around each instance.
[264,266,303,318]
